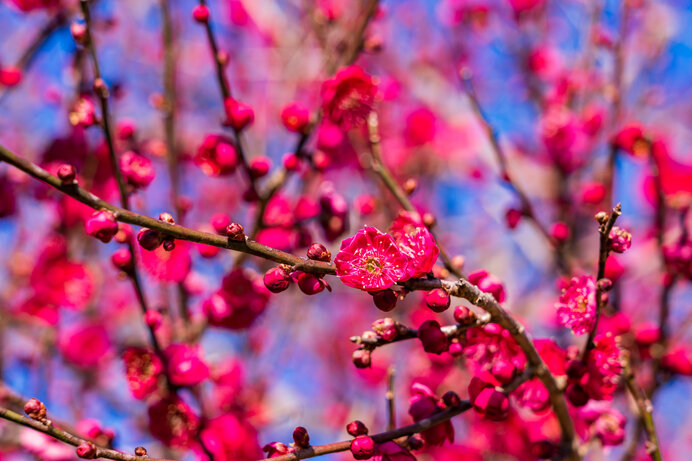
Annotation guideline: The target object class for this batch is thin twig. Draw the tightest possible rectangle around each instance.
[622,357,663,461]
[386,366,395,431]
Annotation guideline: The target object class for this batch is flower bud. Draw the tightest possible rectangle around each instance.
[422,213,436,227]
[283,153,300,171]
[137,228,163,251]
[296,272,326,295]
[111,248,133,272]
[442,391,461,408]
[346,420,369,437]
[418,320,448,355]
[371,289,397,312]
[163,238,176,251]
[372,318,398,342]
[210,213,230,234]
[565,384,589,407]
[350,435,375,460]
[425,288,450,313]
[609,226,632,253]
[225,222,245,241]
[594,211,608,223]
[597,278,613,291]
[134,447,147,457]
[505,208,522,229]
[24,398,46,421]
[70,22,87,45]
[453,305,476,325]
[145,310,162,329]
[249,156,271,179]
[550,221,570,243]
[85,210,118,243]
[407,435,424,450]
[292,426,310,448]
[307,243,331,262]
[192,5,209,22]
[472,387,509,421]
[281,102,310,133]
[531,441,557,459]
[403,178,417,195]
[449,341,464,357]
[158,212,175,224]
[263,266,292,293]
[76,442,97,459]
[224,98,254,131]
[352,349,371,368]
[57,164,77,184]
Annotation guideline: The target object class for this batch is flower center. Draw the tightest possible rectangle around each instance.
[364,258,382,274]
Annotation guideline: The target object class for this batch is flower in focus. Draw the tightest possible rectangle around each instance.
[555,276,597,335]
[334,226,413,291]
[321,65,377,129]
[389,211,439,278]
[609,226,632,253]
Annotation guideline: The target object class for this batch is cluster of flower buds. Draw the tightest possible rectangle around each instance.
[261,426,310,457]
[608,226,632,253]
[346,420,374,460]
[57,164,77,185]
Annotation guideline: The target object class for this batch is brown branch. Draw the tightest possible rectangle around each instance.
[256,401,471,461]
[582,203,622,361]
[0,143,334,276]
[401,277,578,458]
[622,357,663,461]
[386,366,395,431]
[0,404,173,461]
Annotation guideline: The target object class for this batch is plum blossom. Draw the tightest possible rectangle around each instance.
[321,65,377,129]
[555,276,597,335]
[147,396,199,448]
[122,347,163,399]
[335,226,413,291]
[408,383,454,446]
[166,344,209,387]
[389,211,439,277]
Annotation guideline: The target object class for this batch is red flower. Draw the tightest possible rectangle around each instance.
[373,441,416,460]
[321,65,377,129]
[464,324,526,385]
[140,240,191,283]
[165,344,209,387]
[201,414,261,461]
[407,383,453,446]
[390,211,439,278]
[147,396,199,448]
[581,333,623,400]
[335,226,413,291]
[203,269,271,330]
[194,135,238,176]
[122,347,163,400]
[119,151,155,189]
[59,323,112,369]
[555,276,597,335]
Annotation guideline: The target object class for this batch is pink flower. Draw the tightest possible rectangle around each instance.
[408,383,454,446]
[390,211,439,277]
[468,377,509,421]
[6,0,59,12]
[201,414,261,461]
[281,102,310,133]
[321,65,377,129]
[165,344,209,387]
[404,107,436,146]
[122,347,162,399]
[373,441,416,460]
[119,151,155,188]
[464,324,526,385]
[577,401,626,446]
[334,227,413,291]
[139,240,191,283]
[515,339,566,412]
[59,323,111,369]
[581,333,623,400]
[147,396,199,448]
[194,134,238,176]
[611,123,648,156]
[203,269,271,330]
[85,210,118,243]
[467,270,506,303]
[555,276,597,335]
[609,226,632,253]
